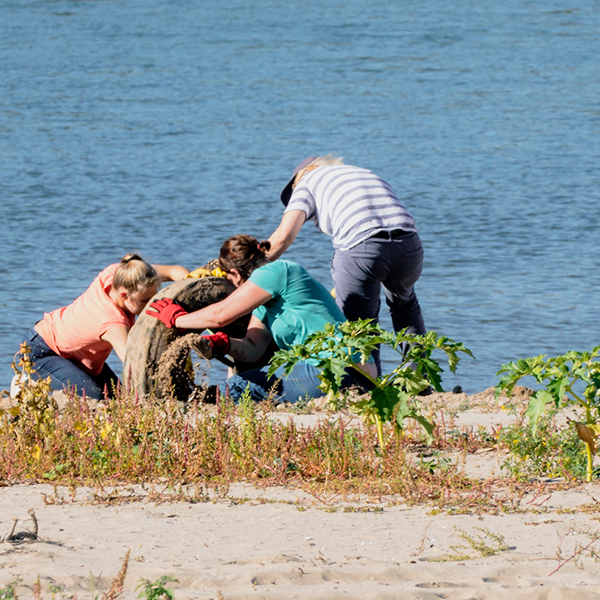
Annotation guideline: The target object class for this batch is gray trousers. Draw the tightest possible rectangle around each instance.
[331,231,426,372]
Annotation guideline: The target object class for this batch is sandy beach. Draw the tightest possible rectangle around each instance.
[2,391,600,599]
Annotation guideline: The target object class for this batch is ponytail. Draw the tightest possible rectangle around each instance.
[113,254,160,294]
[218,235,270,281]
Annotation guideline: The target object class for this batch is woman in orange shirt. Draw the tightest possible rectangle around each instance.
[21,254,188,400]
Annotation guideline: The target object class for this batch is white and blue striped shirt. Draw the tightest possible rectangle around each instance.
[285,165,417,251]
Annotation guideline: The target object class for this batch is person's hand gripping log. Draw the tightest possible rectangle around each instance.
[145,299,231,357]
[201,331,230,355]
[145,298,189,329]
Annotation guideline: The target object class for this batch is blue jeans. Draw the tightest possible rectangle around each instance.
[331,231,426,372]
[222,361,374,403]
[222,362,318,403]
[23,327,119,400]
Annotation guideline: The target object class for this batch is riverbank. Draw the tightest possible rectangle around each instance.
[2,387,600,598]
[2,481,600,599]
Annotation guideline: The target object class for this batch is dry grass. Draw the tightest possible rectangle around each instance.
[0,378,521,508]
[0,367,578,515]
[102,550,129,600]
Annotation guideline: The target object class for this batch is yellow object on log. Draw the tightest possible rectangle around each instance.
[186,266,227,279]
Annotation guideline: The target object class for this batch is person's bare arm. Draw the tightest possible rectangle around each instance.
[174,281,273,330]
[100,325,130,363]
[153,264,190,282]
[227,316,273,363]
[266,210,306,260]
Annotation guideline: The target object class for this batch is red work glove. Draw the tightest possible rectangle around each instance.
[145,298,188,329]
[202,332,231,355]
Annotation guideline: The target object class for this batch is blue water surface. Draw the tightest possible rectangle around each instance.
[1,0,599,393]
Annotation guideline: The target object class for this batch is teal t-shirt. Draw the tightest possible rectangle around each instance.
[249,260,344,351]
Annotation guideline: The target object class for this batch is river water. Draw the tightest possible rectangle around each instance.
[2,0,599,393]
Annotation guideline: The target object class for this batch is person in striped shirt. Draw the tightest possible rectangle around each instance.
[267,155,426,372]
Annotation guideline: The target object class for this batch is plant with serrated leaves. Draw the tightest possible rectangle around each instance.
[136,575,178,600]
[268,320,473,447]
[496,347,600,482]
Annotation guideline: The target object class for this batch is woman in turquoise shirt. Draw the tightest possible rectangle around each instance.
[146,234,376,402]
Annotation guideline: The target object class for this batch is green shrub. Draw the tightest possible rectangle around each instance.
[499,414,587,481]
[496,347,600,481]
[270,319,473,447]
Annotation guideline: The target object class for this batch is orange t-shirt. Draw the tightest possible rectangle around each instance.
[36,264,135,376]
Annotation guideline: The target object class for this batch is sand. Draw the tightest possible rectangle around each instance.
[2,389,600,599]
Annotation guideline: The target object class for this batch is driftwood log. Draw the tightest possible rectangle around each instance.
[123,276,253,401]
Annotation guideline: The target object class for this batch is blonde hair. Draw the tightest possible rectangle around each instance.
[293,155,345,190]
[310,154,345,167]
[113,254,160,294]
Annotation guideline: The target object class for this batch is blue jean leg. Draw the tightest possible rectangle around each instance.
[276,362,323,403]
[222,365,278,403]
[24,327,119,400]
[222,362,322,403]
[331,244,382,326]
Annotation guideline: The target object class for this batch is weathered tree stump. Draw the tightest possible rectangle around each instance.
[123,277,251,401]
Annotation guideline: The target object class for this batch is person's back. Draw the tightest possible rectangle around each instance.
[286,164,417,251]
[249,259,344,350]
[36,264,134,376]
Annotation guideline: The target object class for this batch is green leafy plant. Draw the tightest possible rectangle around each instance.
[498,413,587,481]
[0,577,22,600]
[269,320,473,447]
[496,347,600,482]
[430,527,509,562]
[451,527,508,559]
[136,575,178,600]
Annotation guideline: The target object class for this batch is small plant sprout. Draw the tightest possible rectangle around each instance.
[496,347,600,482]
[498,413,587,480]
[136,575,178,600]
[0,577,22,600]
[269,320,473,447]
[443,527,508,561]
